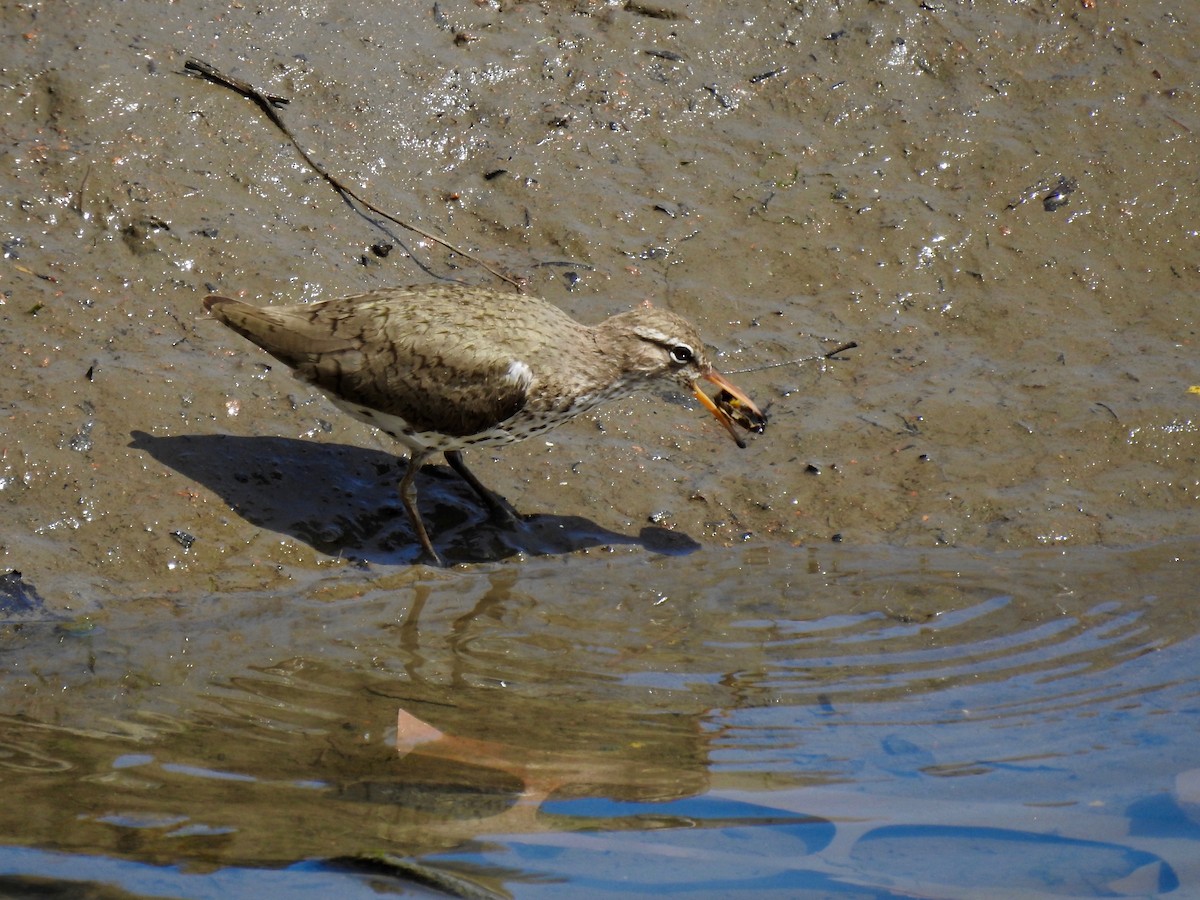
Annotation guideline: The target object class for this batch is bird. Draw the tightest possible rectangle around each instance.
[203,284,766,565]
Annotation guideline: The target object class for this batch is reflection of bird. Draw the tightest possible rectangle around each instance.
[203,285,766,564]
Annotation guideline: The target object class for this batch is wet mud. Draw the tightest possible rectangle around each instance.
[2,0,1195,606]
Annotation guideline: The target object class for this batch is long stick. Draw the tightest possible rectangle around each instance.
[184,58,522,290]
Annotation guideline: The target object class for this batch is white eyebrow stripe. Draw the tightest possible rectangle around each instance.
[632,326,675,344]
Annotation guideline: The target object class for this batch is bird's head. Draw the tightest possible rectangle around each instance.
[611,308,767,448]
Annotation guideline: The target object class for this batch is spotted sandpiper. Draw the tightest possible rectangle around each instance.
[203,285,766,564]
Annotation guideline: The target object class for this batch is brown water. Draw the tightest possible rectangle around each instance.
[1,1,1198,896]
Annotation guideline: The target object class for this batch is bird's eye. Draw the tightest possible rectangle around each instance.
[669,344,694,365]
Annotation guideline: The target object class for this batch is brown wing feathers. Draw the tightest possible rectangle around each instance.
[203,294,530,437]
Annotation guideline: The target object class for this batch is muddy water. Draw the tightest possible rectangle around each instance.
[1,0,1198,896]
[2,541,1197,895]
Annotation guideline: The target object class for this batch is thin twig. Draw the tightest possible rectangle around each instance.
[73,163,92,218]
[725,341,858,375]
[822,340,858,359]
[184,58,522,289]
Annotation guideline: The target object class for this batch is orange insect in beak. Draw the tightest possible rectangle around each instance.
[692,369,767,449]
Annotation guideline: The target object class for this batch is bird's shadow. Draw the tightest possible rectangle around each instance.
[128,431,699,566]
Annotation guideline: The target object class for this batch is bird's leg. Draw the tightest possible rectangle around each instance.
[444,450,518,523]
[400,448,442,566]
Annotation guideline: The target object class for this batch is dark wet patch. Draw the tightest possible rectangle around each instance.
[0,570,57,624]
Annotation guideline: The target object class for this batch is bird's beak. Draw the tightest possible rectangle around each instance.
[693,369,767,449]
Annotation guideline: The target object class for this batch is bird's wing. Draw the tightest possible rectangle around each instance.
[206,295,532,438]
